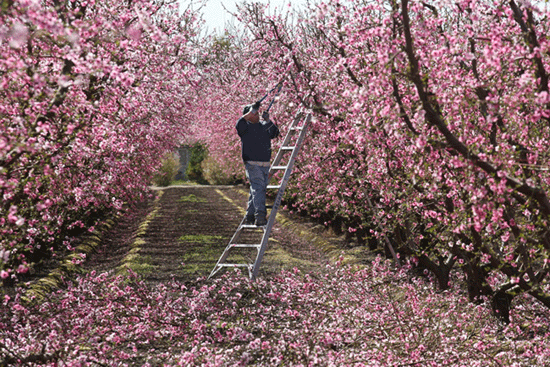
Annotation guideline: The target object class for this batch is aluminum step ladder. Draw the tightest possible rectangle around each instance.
[208,112,312,280]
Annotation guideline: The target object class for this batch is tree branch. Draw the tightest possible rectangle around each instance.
[400,0,550,216]
[509,0,550,123]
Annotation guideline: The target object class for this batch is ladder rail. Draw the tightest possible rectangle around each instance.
[267,112,305,185]
[250,113,311,280]
[208,112,311,281]
[270,112,304,168]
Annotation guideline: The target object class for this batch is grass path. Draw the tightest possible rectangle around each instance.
[80,185,370,285]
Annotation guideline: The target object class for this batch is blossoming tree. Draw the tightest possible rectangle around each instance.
[0,0,201,282]
[197,0,550,320]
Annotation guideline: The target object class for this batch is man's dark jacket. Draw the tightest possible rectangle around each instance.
[236,118,280,162]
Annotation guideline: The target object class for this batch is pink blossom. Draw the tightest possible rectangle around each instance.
[8,22,28,49]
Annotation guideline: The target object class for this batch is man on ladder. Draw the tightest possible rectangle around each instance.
[209,95,310,280]
[236,101,280,226]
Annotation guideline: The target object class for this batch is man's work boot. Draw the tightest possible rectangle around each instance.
[255,216,267,226]
[244,215,255,225]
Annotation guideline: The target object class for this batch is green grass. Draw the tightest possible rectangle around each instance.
[118,254,158,276]
[178,194,207,203]
[171,180,197,186]
[178,234,229,275]
[180,243,226,275]
[124,261,158,275]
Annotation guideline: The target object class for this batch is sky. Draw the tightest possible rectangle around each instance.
[181,0,550,34]
[180,0,309,34]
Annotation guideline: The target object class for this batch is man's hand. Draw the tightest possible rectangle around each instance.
[262,111,270,121]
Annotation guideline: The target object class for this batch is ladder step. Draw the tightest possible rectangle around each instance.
[241,224,267,229]
[271,166,287,170]
[267,185,281,189]
[281,147,295,151]
[290,126,304,131]
[218,263,252,268]
[231,244,261,248]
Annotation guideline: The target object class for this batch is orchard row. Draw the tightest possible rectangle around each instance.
[1,0,200,283]
[2,0,550,320]
[197,0,550,320]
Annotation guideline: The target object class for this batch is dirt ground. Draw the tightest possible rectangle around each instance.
[82,185,356,285]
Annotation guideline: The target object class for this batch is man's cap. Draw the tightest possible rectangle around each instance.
[243,101,261,115]
[243,104,254,115]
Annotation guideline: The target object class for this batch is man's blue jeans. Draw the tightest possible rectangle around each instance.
[245,162,270,220]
